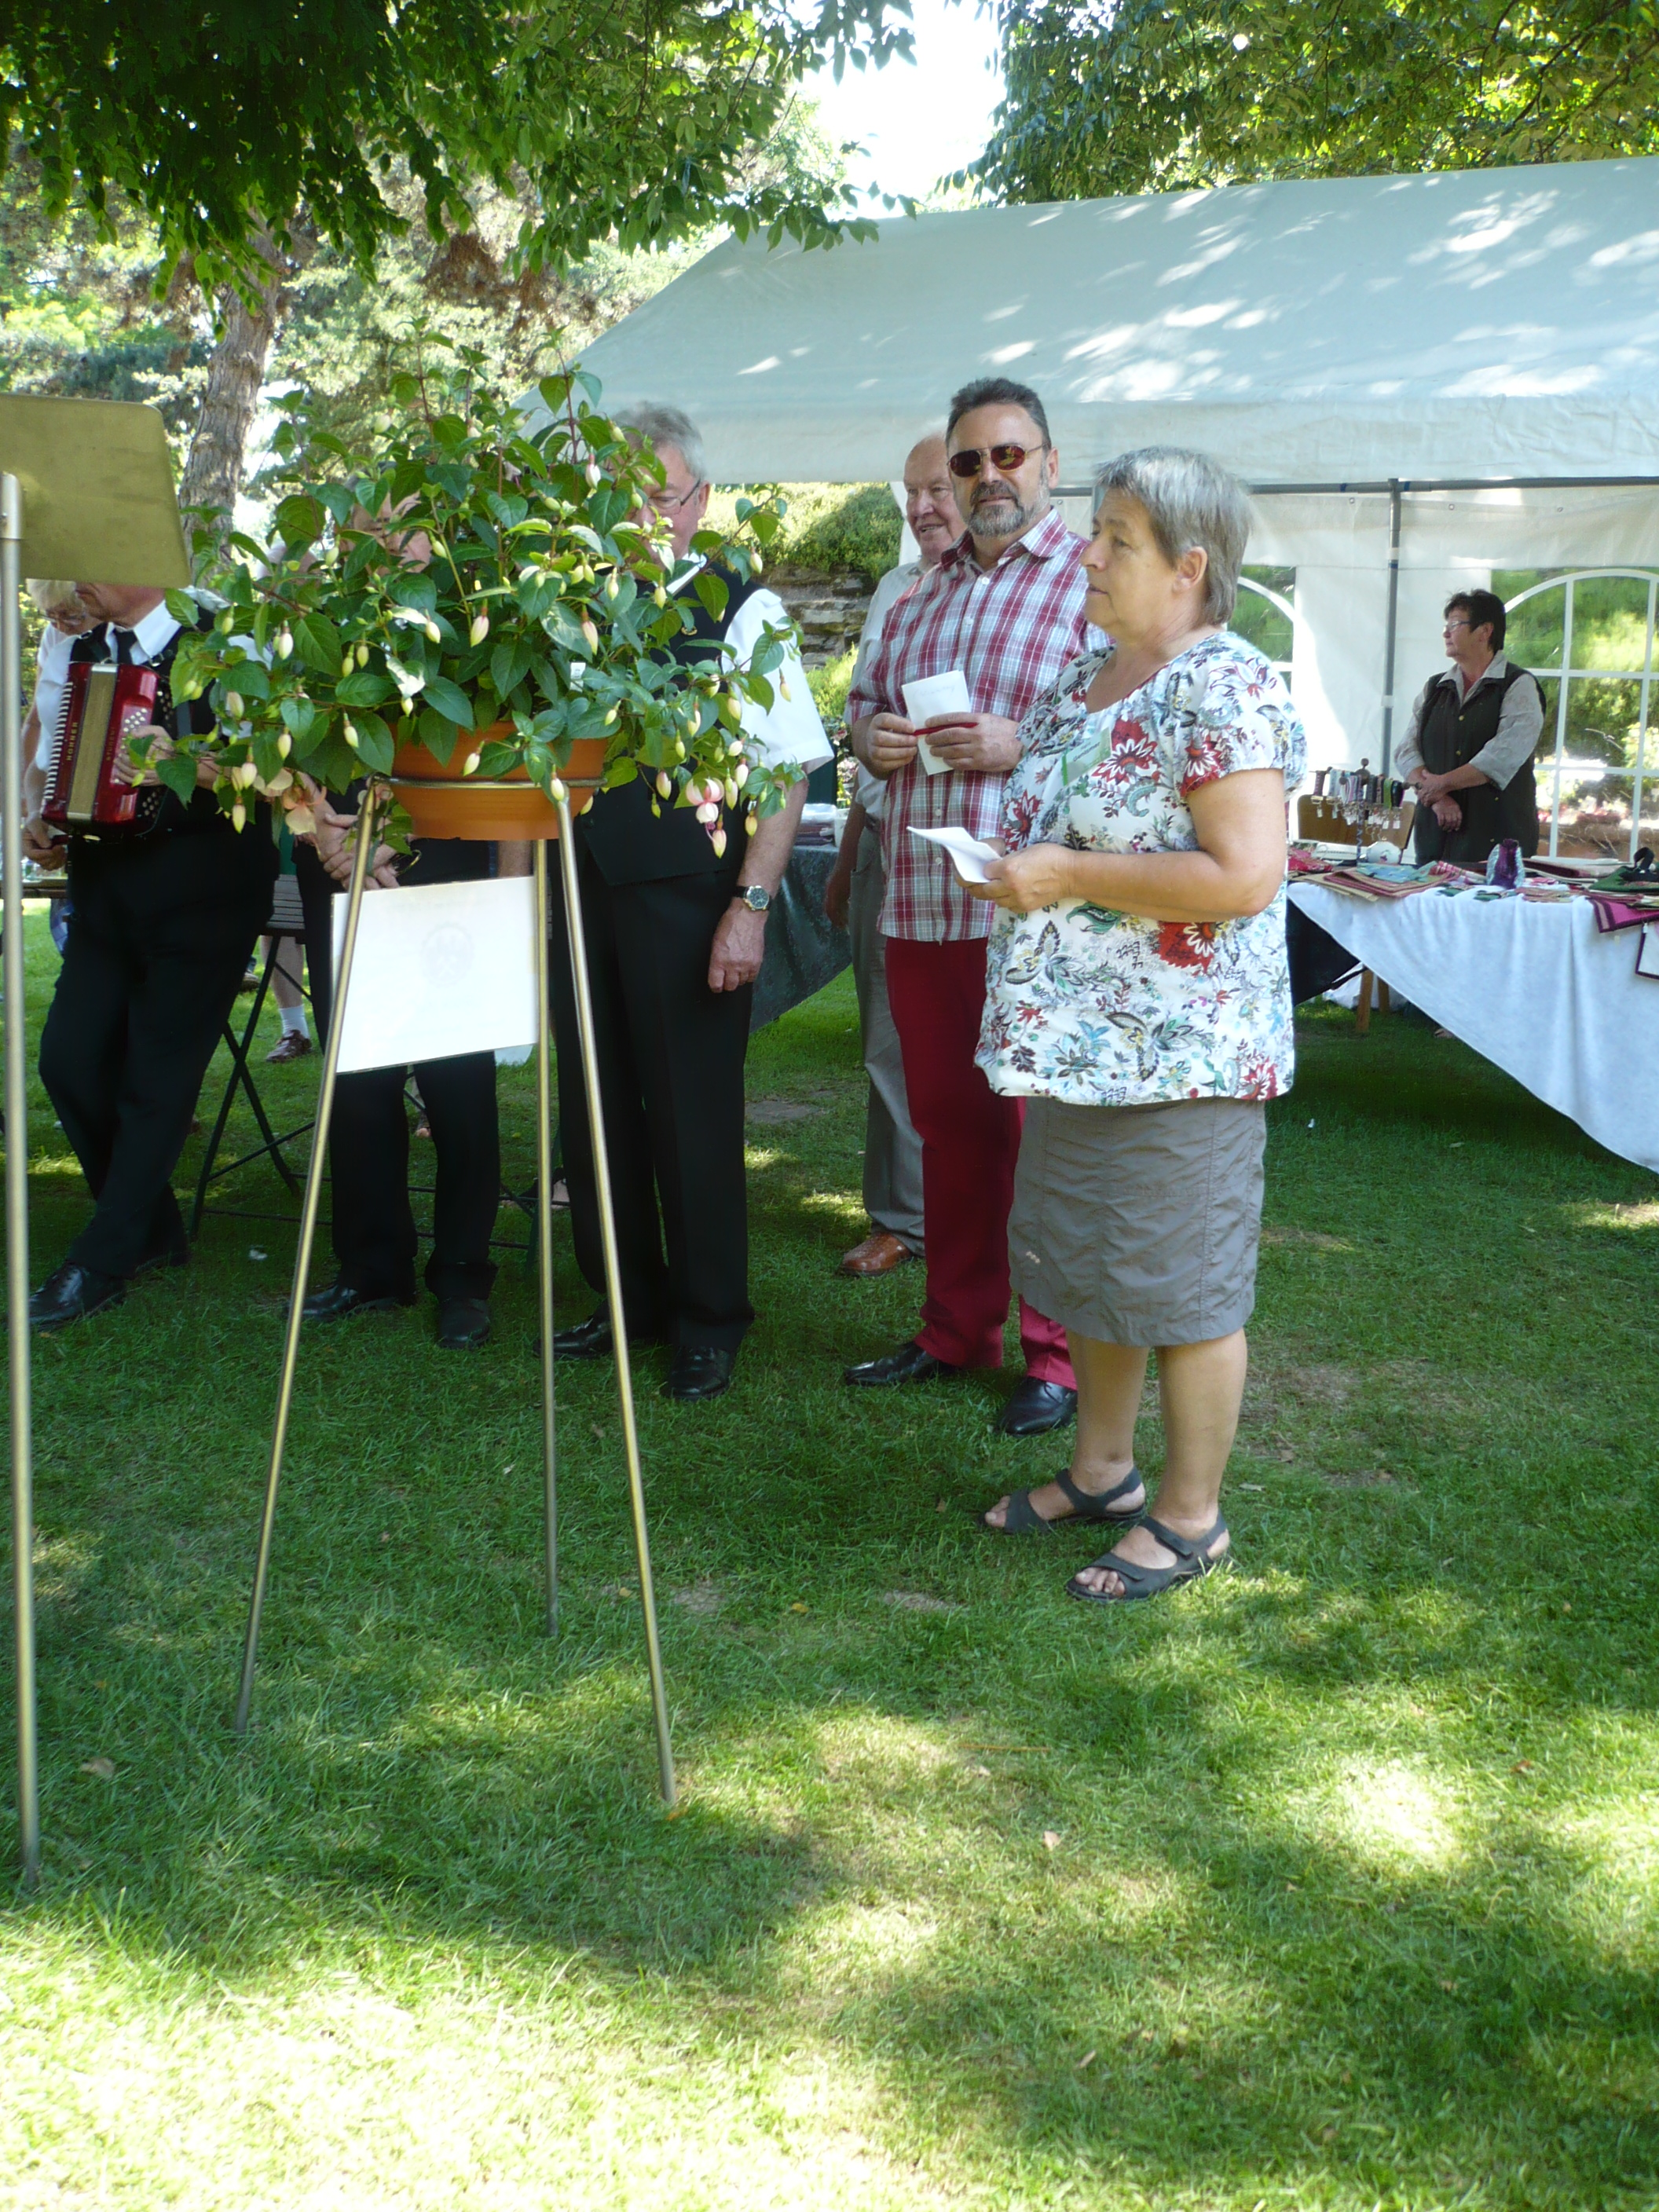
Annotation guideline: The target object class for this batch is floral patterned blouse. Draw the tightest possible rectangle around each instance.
[977,632,1307,1107]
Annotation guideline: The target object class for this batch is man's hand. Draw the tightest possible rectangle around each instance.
[919,712,1023,775]
[112,722,217,791]
[708,902,767,992]
[22,815,60,867]
[859,712,921,778]
[1431,794,1463,831]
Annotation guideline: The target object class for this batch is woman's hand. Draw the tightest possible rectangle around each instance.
[961,841,1078,914]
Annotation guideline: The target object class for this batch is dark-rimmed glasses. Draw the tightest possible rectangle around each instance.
[647,480,705,514]
[947,443,1044,480]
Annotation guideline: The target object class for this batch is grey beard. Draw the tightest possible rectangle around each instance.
[970,487,1042,538]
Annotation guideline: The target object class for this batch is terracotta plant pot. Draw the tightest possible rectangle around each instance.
[387,726,610,841]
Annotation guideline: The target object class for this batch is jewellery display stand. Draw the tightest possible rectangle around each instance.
[233,791,676,1807]
[0,395,193,1885]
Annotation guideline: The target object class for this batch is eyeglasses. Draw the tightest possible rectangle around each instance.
[947,443,1044,480]
[647,481,704,514]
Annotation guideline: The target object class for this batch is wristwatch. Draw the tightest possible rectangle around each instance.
[735,883,772,914]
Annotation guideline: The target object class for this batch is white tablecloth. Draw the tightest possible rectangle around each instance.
[1288,881,1659,1173]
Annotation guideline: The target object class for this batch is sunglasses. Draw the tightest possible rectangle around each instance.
[947,443,1045,479]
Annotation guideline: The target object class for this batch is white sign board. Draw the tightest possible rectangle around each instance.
[331,875,538,1073]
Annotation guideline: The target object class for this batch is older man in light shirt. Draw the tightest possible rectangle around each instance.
[549,401,832,1401]
[823,434,959,1277]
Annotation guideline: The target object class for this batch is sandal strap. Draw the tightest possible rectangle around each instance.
[991,1487,1053,1534]
[1053,1466,1144,1520]
[1139,1513,1227,1564]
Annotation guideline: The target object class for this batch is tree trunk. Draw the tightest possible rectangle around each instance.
[178,226,312,526]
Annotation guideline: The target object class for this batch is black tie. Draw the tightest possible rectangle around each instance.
[111,627,138,665]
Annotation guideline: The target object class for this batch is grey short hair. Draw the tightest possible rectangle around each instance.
[613,402,707,486]
[1093,447,1250,624]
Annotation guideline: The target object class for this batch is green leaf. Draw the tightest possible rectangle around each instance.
[164,588,200,628]
[274,494,325,551]
[490,639,533,700]
[291,613,342,677]
[420,674,475,730]
[387,573,438,615]
[416,708,460,766]
[157,753,199,804]
[279,696,317,742]
[694,570,731,624]
[336,668,392,709]
[350,712,395,774]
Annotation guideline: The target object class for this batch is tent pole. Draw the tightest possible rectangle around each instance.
[2,472,38,1888]
[234,786,381,1737]
[1379,478,1403,784]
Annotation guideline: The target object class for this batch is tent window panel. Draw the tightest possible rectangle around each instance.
[1233,566,1294,673]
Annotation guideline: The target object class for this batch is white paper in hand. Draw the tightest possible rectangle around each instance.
[903,669,972,775]
[907,824,1002,885]
[331,875,537,1073]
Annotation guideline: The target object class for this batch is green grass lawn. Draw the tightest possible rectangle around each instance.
[3,908,1657,2210]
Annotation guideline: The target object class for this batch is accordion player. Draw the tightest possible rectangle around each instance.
[28,584,278,1331]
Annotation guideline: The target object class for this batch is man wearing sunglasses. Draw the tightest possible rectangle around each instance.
[842,376,1093,1437]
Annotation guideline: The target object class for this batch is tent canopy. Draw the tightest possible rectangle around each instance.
[577,159,1659,487]
[576,160,1659,777]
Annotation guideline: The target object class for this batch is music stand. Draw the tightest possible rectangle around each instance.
[0,395,192,1887]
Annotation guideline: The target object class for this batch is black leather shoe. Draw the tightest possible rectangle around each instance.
[300,1280,416,1324]
[995,1378,1079,1437]
[552,1310,616,1360]
[437,1295,492,1349]
[30,1260,126,1331]
[664,1345,735,1401]
[843,1339,963,1388]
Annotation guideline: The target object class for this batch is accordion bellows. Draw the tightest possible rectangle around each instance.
[42,659,166,837]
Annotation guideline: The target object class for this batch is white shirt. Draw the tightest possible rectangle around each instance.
[31,624,75,772]
[1394,653,1544,789]
[672,570,832,774]
[848,560,921,822]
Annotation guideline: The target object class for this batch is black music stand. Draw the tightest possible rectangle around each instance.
[189,877,309,1234]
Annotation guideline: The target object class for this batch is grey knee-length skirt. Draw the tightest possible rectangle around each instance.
[1009,1094,1266,1347]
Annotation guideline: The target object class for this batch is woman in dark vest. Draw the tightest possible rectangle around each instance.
[1397,589,1544,867]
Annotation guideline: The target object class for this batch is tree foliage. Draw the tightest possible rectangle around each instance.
[974,0,1659,202]
[0,0,913,291]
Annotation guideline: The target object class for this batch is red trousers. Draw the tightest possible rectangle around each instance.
[884,935,1075,1383]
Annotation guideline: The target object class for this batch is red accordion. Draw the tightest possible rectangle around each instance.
[42,659,166,838]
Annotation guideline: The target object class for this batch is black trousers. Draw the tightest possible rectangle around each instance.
[550,846,753,1351]
[40,826,275,1277]
[296,840,500,1302]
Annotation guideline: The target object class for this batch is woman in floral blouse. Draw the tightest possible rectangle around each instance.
[975,448,1306,1602]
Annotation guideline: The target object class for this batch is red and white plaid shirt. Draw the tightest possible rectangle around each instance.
[848,508,1094,941]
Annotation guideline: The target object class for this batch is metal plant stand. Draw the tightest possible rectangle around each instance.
[233,788,676,1806]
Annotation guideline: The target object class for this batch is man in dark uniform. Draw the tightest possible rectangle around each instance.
[548,401,830,1401]
[1397,590,1544,867]
[293,804,528,1348]
[24,582,278,1328]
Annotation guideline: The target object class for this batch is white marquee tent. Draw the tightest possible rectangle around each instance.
[576,158,1659,803]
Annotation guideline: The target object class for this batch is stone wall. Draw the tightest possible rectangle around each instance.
[767,567,878,668]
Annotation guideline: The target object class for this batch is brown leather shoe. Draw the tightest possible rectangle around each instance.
[266,1031,313,1064]
[837,1231,917,1277]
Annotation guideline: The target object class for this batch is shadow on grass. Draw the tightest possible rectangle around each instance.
[5,947,1658,2207]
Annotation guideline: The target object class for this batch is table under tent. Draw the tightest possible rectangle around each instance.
[573,156,1659,860]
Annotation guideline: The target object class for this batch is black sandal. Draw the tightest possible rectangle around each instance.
[1066,1513,1229,1602]
[983,1466,1145,1535]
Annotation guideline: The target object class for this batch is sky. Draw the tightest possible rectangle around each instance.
[800,0,1005,210]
